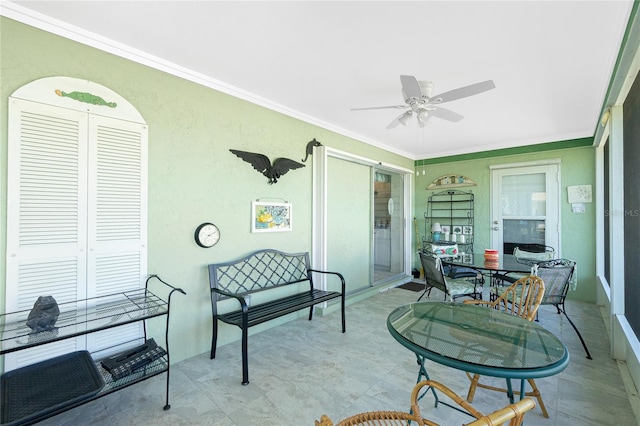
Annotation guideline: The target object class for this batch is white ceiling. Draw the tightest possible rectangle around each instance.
[3,1,634,159]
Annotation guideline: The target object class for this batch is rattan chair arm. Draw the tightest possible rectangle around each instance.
[466,398,536,426]
[314,381,535,426]
[315,414,333,426]
[462,299,494,308]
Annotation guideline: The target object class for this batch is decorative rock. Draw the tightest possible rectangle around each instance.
[26,296,60,333]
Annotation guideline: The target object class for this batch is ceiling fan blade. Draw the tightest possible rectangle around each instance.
[430,107,464,122]
[431,80,496,104]
[386,111,412,129]
[400,75,422,100]
[351,105,408,111]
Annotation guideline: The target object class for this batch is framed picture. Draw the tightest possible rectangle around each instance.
[440,225,451,234]
[463,225,473,235]
[452,226,463,235]
[251,201,292,233]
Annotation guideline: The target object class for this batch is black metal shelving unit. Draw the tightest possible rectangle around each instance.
[0,275,185,426]
[423,189,475,254]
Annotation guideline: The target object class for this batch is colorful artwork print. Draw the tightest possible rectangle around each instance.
[251,201,292,232]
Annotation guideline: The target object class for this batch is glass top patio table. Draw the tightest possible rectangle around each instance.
[442,253,533,274]
[387,302,569,380]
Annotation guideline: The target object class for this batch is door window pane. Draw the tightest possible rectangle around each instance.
[501,173,547,254]
[503,219,546,254]
[501,174,546,216]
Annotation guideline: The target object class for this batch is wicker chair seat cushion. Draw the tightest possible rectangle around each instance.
[513,247,555,262]
[445,278,480,297]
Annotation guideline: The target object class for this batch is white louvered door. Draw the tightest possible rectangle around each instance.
[6,99,88,369]
[5,96,148,369]
[86,115,148,357]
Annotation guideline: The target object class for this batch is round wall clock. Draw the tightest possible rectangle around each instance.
[194,222,220,248]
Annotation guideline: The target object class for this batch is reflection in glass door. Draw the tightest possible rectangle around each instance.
[373,170,405,283]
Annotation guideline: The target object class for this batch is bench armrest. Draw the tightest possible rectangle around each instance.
[211,288,249,313]
[308,269,346,293]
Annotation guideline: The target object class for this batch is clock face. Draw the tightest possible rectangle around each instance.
[195,223,220,248]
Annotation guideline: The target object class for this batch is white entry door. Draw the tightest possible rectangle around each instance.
[490,162,560,255]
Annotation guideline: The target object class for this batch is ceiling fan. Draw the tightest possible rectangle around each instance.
[351,75,496,129]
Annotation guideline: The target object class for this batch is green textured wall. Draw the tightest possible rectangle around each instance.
[414,147,597,302]
[0,18,412,363]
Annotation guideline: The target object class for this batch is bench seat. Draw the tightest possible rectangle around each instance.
[218,289,342,328]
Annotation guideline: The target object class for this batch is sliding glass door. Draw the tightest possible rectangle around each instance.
[373,169,405,283]
[315,147,410,294]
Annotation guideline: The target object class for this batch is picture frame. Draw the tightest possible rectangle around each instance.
[463,225,473,235]
[452,226,463,235]
[251,201,292,233]
[440,225,451,234]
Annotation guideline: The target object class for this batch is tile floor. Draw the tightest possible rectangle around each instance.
[39,286,638,425]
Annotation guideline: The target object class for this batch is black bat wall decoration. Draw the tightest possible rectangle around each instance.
[229,149,305,184]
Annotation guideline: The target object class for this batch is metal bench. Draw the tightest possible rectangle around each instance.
[208,249,346,385]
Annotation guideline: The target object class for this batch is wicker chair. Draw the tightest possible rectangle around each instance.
[314,380,536,426]
[418,252,482,302]
[463,276,548,417]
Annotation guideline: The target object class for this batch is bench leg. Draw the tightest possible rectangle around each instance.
[341,295,346,333]
[210,318,218,359]
[308,305,313,321]
[241,325,249,385]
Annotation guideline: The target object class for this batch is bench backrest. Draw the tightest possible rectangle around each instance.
[208,249,311,300]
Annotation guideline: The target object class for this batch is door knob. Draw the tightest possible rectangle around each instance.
[492,226,499,231]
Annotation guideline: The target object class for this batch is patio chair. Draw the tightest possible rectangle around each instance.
[314,379,536,426]
[424,242,480,280]
[491,245,555,297]
[463,276,549,418]
[418,252,482,302]
[536,259,592,359]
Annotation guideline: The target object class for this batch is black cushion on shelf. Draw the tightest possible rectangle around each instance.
[1,350,104,425]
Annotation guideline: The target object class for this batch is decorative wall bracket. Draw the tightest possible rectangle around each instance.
[427,174,476,189]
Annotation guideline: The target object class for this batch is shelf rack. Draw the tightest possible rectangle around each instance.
[0,275,185,425]
[423,189,475,254]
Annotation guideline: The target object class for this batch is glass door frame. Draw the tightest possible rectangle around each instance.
[490,160,561,257]
[373,168,406,285]
[312,146,413,293]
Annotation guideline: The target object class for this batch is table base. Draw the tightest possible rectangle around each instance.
[414,355,474,418]
[414,355,528,413]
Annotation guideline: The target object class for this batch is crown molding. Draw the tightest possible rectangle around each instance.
[0,1,413,159]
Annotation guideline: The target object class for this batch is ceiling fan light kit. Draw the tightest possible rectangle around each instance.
[417,109,431,126]
[352,75,495,129]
